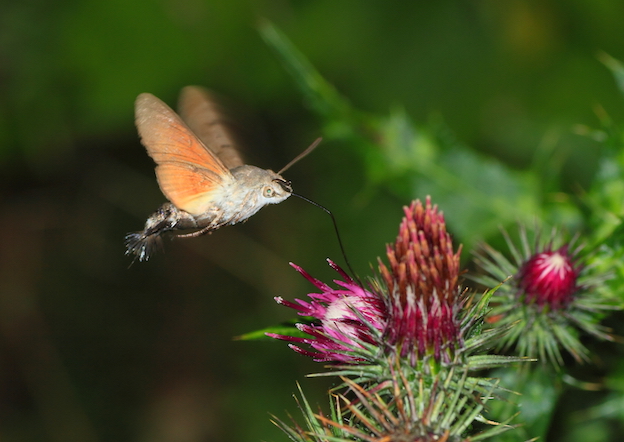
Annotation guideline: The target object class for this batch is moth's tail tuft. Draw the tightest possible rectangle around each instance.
[124,203,182,263]
[125,232,163,262]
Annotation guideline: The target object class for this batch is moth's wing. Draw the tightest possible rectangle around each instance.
[177,86,245,170]
[135,93,233,215]
[154,163,229,215]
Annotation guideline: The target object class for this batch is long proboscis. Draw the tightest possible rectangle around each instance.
[290,192,361,285]
[278,137,323,175]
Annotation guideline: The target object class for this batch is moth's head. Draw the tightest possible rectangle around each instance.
[230,166,292,205]
[260,170,292,204]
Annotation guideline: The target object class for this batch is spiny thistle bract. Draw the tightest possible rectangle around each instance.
[273,369,514,442]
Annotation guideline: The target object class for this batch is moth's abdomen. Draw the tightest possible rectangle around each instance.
[125,202,199,261]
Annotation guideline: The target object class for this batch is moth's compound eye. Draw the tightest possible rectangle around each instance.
[263,186,275,198]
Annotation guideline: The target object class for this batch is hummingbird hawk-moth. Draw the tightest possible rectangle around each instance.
[125,86,319,261]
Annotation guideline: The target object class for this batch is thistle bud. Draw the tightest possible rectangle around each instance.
[518,246,578,310]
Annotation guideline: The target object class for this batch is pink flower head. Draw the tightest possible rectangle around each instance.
[518,245,579,310]
[378,197,463,365]
[267,259,387,363]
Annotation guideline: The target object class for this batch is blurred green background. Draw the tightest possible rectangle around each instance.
[1,1,623,441]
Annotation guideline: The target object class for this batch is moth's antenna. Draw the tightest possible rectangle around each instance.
[290,192,360,283]
[278,137,322,175]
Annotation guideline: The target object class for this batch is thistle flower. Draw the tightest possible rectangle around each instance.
[473,228,618,366]
[378,197,464,367]
[270,198,521,442]
[266,259,387,363]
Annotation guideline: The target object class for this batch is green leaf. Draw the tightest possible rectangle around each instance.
[236,320,307,341]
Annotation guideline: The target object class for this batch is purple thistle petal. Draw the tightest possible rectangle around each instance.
[274,296,307,312]
[326,258,353,282]
[265,333,309,344]
[288,344,324,359]
[289,262,333,292]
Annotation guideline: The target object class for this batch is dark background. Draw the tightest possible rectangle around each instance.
[1,1,623,441]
